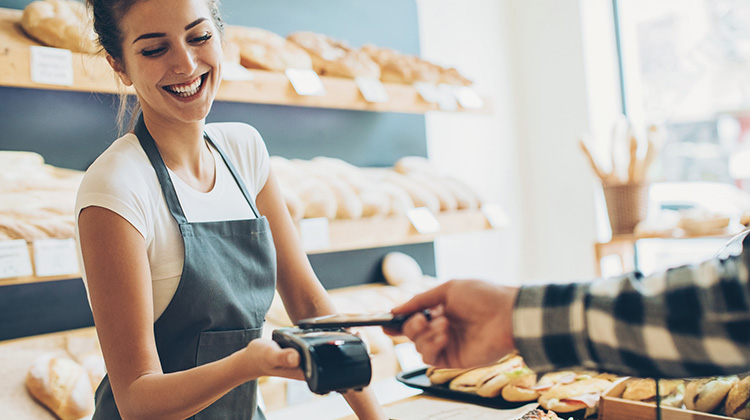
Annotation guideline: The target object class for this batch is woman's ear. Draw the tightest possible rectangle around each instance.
[106,54,133,86]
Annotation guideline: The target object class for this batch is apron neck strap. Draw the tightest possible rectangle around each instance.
[135,114,188,225]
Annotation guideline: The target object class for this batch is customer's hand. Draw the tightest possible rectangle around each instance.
[390,279,518,369]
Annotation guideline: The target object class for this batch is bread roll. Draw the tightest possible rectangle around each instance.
[225,26,312,72]
[26,354,95,420]
[295,178,337,219]
[684,376,739,413]
[287,31,380,79]
[474,355,527,398]
[383,172,440,215]
[382,252,423,287]
[621,378,684,408]
[726,376,750,419]
[21,0,98,53]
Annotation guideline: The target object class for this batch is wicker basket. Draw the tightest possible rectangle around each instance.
[602,183,650,235]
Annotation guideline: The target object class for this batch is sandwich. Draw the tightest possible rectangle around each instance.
[684,376,739,413]
[725,376,750,419]
[448,354,526,396]
[538,377,613,416]
[425,366,471,385]
[501,372,539,402]
[621,378,685,408]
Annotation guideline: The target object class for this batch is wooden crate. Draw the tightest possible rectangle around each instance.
[600,378,734,420]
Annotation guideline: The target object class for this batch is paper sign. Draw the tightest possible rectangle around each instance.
[355,77,389,103]
[407,207,440,234]
[413,82,440,104]
[454,86,484,109]
[298,217,331,251]
[30,46,74,86]
[385,398,539,420]
[286,68,326,96]
[0,240,34,279]
[482,203,509,228]
[436,84,458,111]
[221,61,255,81]
[33,239,79,277]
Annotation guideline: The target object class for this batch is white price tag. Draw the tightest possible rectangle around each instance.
[285,68,326,96]
[30,46,74,86]
[0,240,33,279]
[355,77,389,103]
[221,61,255,81]
[482,203,509,228]
[437,83,458,111]
[454,86,484,109]
[298,217,331,251]
[33,239,79,277]
[413,82,440,104]
[407,207,440,234]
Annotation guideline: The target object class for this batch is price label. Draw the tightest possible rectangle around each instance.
[0,240,33,279]
[454,86,484,109]
[221,61,255,81]
[413,82,440,104]
[482,203,509,228]
[407,207,440,234]
[437,84,458,111]
[298,217,331,251]
[355,77,389,103]
[33,239,80,277]
[30,46,74,86]
[285,68,326,96]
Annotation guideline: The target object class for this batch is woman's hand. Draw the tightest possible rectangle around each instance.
[242,338,305,381]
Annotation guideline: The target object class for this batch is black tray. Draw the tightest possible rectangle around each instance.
[396,368,588,419]
[396,367,535,410]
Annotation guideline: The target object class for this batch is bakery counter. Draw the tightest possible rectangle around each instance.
[0,7,488,115]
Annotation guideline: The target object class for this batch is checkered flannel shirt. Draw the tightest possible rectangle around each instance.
[513,230,750,378]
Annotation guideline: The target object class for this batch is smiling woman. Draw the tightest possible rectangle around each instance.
[74,0,387,419]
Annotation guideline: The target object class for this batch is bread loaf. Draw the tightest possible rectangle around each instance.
[287,31,380,79]
[26,354,95,420]
[225,26,312,72]
[21,0,98,53]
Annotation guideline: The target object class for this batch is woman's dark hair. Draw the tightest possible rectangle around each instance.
[85,0,224,131]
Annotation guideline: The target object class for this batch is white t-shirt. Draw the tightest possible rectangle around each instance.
[75,122,270,320]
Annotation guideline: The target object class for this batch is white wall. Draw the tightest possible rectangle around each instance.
[417,0,623,284]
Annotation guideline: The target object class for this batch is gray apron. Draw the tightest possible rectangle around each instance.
[92,115,276,419]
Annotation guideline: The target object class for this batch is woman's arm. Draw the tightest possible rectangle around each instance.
[79,206,301,420]
[256,169,387,420]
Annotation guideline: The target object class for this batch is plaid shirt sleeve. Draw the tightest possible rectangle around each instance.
[512,230,750,378]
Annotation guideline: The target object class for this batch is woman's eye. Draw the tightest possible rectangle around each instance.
[190,33,212,44]
[141,47,166,57]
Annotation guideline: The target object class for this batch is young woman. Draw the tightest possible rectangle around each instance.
[76,0,386,418]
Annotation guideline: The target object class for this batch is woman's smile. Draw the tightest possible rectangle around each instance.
[163,73,208,98]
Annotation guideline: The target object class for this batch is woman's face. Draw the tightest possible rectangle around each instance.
[112,0,222,127]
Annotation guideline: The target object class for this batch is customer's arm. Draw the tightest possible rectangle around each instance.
[515,231,750,378]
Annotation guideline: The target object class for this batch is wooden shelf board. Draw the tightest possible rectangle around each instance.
[0,7,487,114]
[0,209,499,286]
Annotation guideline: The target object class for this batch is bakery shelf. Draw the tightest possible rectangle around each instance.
[0,209,499,286]
[0,7,488,115]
